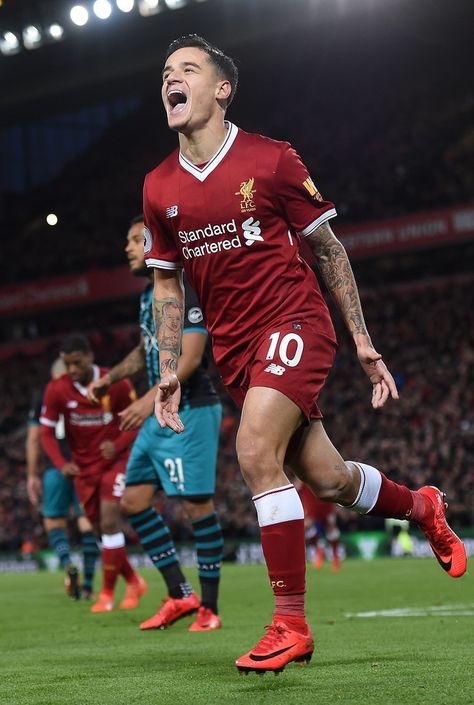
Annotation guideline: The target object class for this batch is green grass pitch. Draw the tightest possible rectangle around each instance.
[1,558,473,705]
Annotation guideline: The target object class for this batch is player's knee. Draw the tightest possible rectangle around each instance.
[236,438,280,486]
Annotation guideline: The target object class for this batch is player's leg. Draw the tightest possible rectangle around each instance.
[121,419,197,628]
[181,497,223,632]
[234,386,314,673]
[94,466,146,613]
[288,419,467,578]
[76,514,100,598]
[177,403,223,632]
[42,467,80,598]
[325,513,341,572]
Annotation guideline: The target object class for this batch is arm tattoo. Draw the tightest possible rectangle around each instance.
[306,221,370,339]
[153,297,184,377]
[108,342,146,383]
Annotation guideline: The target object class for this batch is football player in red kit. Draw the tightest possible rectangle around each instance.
[298,484,341,571]
[40,334,147,613]
[143,35,467,674]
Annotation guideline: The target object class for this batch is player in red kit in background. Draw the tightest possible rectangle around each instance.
[40,334,147,613]
[298,483,341,571]
[144,35,467,674]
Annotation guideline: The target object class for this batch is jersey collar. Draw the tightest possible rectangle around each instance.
[178,121,238,182]
[73,364,100,397]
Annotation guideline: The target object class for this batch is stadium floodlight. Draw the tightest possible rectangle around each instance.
[70,5,89,26]
[93,0,113,19]
[47,24,65,41]
[0,31,21,55]
[138,0,161,17]
[116,0,135,12]
[164,0,187,8]
[46,213,59,226]
[23,25,43,50]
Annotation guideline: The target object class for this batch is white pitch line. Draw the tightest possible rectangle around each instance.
[346,605,474,618]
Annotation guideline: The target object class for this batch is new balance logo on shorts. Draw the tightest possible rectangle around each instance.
[264,363,286,376]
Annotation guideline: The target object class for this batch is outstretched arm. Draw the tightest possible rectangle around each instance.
[306,221,399,408]
[153,268,185,432]
[88,341,146,402]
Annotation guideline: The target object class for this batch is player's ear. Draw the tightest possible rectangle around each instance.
[216,80,231,103]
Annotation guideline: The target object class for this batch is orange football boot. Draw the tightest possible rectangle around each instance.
[188,606,222,632]
[416,486,467,578]
[90,591,114,613]
[236,620,314,675]
[119,575,148,609]
[140,592,200,630]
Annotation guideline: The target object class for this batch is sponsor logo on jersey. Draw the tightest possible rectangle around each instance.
[66,400,78,409]
[188,307,203,324]
[166,205,179,218]
[143,226,152,254]
[264,363,286,376]
[242,217,263,246]
[235,177,256,213]
[179,217,266,260]
[303,177,323,202]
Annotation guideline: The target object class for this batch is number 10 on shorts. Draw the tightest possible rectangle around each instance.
[266,331,304,367]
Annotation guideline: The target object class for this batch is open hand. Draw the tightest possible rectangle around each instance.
[356,344,399,409]
[154,374,184,433]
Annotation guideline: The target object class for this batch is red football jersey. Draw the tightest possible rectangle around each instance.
[40,365,136,468]
[144,123,337,386]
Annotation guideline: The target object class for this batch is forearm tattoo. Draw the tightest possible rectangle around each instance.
[307,222,369,338]
[153,297,184,377]
[108,343,146,382]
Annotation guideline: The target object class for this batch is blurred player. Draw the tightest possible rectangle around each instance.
[144,35,466,673]
[298,483,341,571]
[26,358,100,599]
[39,334,147,613]
[89,215,223,632]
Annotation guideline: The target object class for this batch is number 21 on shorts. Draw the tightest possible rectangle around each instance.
[266,331,304,367]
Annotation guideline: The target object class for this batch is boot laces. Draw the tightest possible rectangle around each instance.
[254,623,289,653]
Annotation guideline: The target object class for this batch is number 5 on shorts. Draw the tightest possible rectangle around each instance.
[266,332,304,367]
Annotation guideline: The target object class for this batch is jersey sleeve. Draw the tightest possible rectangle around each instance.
[143,173,183,271]
[39,381,61,428]
[183,280,207,336]
[274,144,337,238]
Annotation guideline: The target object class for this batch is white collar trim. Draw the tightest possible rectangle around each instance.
[179,121,238,182]
[74,364,100,397]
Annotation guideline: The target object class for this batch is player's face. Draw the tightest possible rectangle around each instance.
[162,47,230,134]
[62,351,94,385]
[125,222,146,273]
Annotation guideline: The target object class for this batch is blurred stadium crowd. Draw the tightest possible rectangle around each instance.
[0,12,473,552]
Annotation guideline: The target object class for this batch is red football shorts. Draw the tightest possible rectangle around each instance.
[73,458,128,524]
[226,319,337,420]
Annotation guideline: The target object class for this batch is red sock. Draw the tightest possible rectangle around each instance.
[119,548,138,584]
[367,473,430,521]
[330,538,339,561]
[261,519,306,619]
[101,547,122,594]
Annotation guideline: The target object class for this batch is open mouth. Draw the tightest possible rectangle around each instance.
[167,89,188,115]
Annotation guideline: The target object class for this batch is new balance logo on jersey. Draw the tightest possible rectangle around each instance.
[66,400,78,409]
[166,205,178,218]
[242,217,263,246]
[264,363,286,376]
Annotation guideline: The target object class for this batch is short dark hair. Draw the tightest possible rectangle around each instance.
[130,214,144,227]
[165,34,238,108]
[60,334,91,355]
